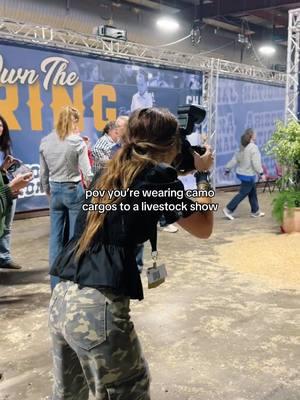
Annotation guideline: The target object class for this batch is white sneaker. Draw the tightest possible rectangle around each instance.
[222,207,234,220]
[251,211,265,218]
[162,224,178,233]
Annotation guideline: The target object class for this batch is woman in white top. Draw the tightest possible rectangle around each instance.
[223,128,265,220]
[40,106,93,289]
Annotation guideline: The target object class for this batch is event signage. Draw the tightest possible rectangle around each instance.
[0,42,202,211]
[216,78,285,186]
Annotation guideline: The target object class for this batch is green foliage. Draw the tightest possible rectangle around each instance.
[272,190,300,223]
[265,120,300,224]
[264,120,300,167]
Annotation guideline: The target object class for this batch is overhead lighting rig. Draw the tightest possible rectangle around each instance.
[191,19,203,46]
[96,25,127,41]
[238,33,251,49]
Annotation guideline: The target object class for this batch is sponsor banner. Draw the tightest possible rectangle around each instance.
[0,42,202,211]
[216,78,285,187]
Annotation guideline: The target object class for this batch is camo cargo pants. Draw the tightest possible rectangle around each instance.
[48,281,150,400]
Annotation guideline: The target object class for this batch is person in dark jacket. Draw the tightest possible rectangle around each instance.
[0,172,32,248]
[0,115,32,269]
[49,107,214,400]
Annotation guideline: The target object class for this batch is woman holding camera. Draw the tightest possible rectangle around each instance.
[39,106,93,289]
[49,108,213,400]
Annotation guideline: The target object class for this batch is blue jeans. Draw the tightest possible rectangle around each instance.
[227,180,259,213]
[0,199,16,265]
[49,182,83,289]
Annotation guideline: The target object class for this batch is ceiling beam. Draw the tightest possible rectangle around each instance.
[203,18,255,34]
[202,0,300,18]
[250,9,288,27]
[119,0,180,13]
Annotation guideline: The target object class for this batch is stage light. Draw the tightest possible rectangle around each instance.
[259,44,276,56]
[156,16,179,32]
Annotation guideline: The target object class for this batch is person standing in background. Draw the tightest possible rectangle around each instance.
[0,115,22,270]
[39,106,93,289]
[223,128,265,220]
[92,121,119,174]
[0,173,33,226]
[109,116,129,158]
[115,116,129,138]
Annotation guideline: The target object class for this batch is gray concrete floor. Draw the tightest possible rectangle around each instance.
[0,190,299,400]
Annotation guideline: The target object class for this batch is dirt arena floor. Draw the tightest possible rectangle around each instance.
[0,189,299,400]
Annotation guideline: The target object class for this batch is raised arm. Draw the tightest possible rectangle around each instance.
[177,148,214,239]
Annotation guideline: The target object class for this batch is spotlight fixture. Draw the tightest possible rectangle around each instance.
[259,44,276,56]
[156,16,179,32]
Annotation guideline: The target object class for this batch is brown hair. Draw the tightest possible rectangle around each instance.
[241,128,255,147]
[0,114,12,155]
[76,107,180,257]
[56,106,80,140]
[103,121,116,135]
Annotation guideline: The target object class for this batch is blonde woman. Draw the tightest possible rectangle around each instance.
[49,108,213,399]
[40,106,93,289]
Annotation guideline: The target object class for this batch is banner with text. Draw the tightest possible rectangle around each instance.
[0,42,202,211]
[216,78,285,187]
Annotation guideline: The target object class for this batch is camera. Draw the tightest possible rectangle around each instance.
[175,104,207,173]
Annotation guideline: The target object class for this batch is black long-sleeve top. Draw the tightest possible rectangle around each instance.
[50,163,195,300]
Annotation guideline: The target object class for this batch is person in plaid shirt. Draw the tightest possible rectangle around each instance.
[92,121,119,174]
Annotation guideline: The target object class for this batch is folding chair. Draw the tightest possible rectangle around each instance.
[262,164,278,193]
[274,163,283,191]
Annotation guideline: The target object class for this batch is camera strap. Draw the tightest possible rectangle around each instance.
[147,224,167,289]
[149,224,157,261]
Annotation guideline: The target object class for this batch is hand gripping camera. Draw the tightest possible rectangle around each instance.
[175,104,207,173]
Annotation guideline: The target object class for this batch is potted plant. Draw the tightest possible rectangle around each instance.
[264,120,300,233]
[271,190,300,232]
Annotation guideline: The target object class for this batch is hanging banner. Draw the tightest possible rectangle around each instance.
[216,78,285,187]
[0,42,202,211]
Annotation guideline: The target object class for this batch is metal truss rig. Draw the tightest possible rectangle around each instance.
[0,18,286,85]
[202,65,219,189]
[285,8,300,123]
